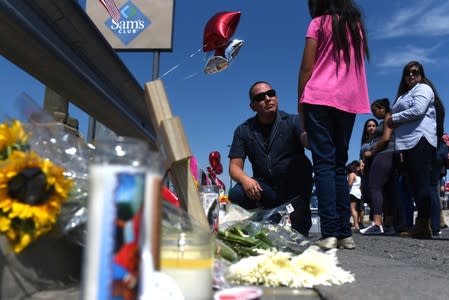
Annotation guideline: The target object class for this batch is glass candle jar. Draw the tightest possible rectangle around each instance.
[160,230,214,300]
[82,136,160,300]
[199,185,220,232]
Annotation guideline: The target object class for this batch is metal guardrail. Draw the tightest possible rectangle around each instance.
[0,0,157,146]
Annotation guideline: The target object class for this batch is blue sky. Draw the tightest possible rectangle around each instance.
[1,0,449,192]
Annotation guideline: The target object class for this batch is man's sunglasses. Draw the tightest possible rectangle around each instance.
[252,89,276,102]
[405,69,420,78]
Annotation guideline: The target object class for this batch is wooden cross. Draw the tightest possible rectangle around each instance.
[144,79,208,228]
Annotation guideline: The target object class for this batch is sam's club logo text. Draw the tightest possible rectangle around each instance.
[105,1,151,45]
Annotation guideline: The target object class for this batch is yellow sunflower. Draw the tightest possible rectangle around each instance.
[0,150,73,253]
[0,120,29,160]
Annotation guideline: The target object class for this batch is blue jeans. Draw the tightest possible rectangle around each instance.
[304,104,355,239]
[430,140,448,233]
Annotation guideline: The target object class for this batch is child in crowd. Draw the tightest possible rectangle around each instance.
[347,160,363,231]
[297,0,370,249]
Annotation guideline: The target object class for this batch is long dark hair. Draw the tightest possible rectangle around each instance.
[360,118,378,145]
[396,61,426,98]
[432,81,446,138]
[346,160,361,175]
[396,61,445,137]
[308,0,369,71]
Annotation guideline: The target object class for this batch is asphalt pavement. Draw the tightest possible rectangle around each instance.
[3,213,449,299]
[313,211,449,300]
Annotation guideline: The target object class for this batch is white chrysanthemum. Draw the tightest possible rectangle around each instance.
[291,248,355,287]
[227,247,355,288]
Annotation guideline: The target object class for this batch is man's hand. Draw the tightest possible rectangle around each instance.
[241,177,263,201]
[301,132,310,149]
[229,157,263,201]
[301,131,310,150]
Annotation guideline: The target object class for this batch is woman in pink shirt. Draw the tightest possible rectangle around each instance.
[298,0,370,250]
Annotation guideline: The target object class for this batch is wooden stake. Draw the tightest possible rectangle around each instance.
[144,80,208,227]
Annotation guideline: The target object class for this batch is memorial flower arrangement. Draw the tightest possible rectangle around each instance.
[0,119,82,253]
[227,248,355,288]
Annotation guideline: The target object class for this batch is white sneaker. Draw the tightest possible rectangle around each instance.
[359,222,375,234]
[360,224,384,235]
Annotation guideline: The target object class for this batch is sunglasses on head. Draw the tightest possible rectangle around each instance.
[252,89,276,102]
[405,69,420,78]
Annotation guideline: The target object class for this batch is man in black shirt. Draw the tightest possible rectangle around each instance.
[228,81,313,236]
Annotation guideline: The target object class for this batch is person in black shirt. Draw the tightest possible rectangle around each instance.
[228,81,313,236]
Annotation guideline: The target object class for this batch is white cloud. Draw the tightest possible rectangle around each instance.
[373,44,449,73]
[375,44,441,70]
[371,1,449,39]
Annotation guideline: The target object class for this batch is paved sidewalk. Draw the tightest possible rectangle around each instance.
[317,236,449,299]
[313,210,449,300]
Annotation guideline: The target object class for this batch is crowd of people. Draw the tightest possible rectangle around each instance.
[354,61,448,238]
[226,0,448,250]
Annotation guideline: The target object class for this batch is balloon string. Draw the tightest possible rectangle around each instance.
[182,72,200,80]
[158,45,206,80]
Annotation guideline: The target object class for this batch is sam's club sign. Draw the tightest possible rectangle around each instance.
[86,0,173,50]
[105,1,151,45]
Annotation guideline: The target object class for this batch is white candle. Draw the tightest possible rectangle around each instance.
[160,234,214,300]
[161,262,213,300]
[82,165,146,300]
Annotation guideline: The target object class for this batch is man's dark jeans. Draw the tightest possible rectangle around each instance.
[229,181,312,236]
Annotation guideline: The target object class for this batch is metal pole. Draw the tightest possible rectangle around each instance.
[87,116,96,143]
[152,50,160,80]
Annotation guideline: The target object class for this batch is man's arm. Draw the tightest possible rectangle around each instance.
[229,157,246,182]
[229,157,262,200]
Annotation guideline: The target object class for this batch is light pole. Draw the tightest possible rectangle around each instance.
[227,145,232,192]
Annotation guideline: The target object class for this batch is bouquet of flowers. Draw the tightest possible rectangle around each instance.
[0,119,88,253]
